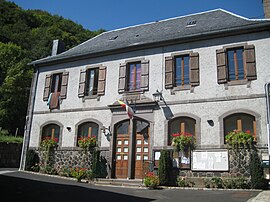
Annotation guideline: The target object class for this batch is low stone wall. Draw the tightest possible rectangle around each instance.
[0,142,22,167]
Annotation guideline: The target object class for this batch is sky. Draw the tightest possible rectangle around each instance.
[10,0,265,31]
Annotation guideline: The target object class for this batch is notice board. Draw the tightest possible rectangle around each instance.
[192,150,229,171]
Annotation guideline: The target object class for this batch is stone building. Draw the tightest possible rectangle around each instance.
[21,9,270,179]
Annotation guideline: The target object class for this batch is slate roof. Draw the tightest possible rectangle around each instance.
[31,9,270,66]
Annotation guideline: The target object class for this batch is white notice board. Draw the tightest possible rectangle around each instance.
[192,150,229,171]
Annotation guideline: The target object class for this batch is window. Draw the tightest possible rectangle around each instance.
[217,44,256,84]
[78,66,106,98]
[224,113,256,143]
[175,55,190,86]
[41,124,60,144]
[165,52,199,90]
[227,48,244,81]
[118,59,149,93]
[128,62,141,91]
[168,117,196,145]
[77,122,99,146]
[43,72,69,109]
[168,117,196,169]
[85,68,99,96]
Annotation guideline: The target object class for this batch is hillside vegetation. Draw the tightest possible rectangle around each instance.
[0,0,104,136]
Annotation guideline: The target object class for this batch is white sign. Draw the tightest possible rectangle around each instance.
[192,150,229,171]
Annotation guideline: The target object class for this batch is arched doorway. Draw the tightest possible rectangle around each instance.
[113,119,150,179]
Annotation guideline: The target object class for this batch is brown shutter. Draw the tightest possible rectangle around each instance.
[244,44,257,80]
[140,60,149,91]
[97,66,106,96]
[189,52,199,86]
[43,74,51,101]
[216,48,227,84]
[118,63,126,93]
[60,71,69,99]
[165,56,174,89]
[78,69,86,98]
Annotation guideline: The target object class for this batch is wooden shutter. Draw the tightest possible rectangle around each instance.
[140,60,149,91]
[165,56,174,89]
[43,74,51,101]
[97,66,107,96]
[78,69,86,98]
[60,71,69,99]
[190,52,200,86]
[244,44,257,80]
[216,48,227,84]
[118,63,127,93]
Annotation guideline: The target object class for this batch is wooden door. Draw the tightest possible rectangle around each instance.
[115,134,129,178]
[135,128,150,179]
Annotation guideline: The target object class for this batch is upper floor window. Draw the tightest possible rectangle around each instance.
[175,55,190,86]
[118,59,149,93]
[86,68,99,96]
[41,124,60,144]
[128,62,141,91]
[165,52,199,90]
[43,72,69,109]
[227,48,244,81]
[78,65,107,98]
[217,44,256,84]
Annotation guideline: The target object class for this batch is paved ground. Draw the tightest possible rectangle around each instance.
[0,168,266,202]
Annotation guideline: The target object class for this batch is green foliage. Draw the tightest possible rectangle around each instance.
[177,177,195,187]
[158,150,172,186]
[171,132,196,151]
[211,177,223,188]
[70,167,88,182]
[250,151,266,189]
[0,133,23,143]
[143,172,159,188]
[25,149,40,171]
[225,130,255,150]
[92,150,108,178]
[0,0,104,134]
[40,137,58,151]
[78,136,96,152]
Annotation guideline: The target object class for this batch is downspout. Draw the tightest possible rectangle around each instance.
[264,82,270,181]
[19,65,39,171]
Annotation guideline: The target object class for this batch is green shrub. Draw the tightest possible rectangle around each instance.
[144,172,159,188]
[0,134,23,143]
[250,151,266,189]
[211,177,223,188]
[25,149,39,171]
[158,150,172,186]
[177,177,195,187]
[92,150,107,178]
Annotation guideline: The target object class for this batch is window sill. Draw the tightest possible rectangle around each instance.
[171,85,194,94]
[82,95,100,102]
[225,79,251,89]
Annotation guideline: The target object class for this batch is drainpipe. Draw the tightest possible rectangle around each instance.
[264,82,270,181]
[19,66,39,171]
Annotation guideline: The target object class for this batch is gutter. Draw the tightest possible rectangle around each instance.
[19,67,39,171]
[30,21,270,67]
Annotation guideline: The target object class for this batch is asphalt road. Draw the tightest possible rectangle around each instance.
[0,169,261,202]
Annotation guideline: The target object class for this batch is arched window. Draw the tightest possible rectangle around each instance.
[168,117,196,145]
[41,124,60,143]
[77,122,99,145]
[224,113,256,142]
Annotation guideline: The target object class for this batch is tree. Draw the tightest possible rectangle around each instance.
[250,150,266,189]
[158,150,172,186]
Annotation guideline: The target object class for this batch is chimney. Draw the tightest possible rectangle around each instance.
[263,0,270,18]
[51,39,65,56]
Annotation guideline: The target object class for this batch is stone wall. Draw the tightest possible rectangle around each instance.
[0,142,22,167]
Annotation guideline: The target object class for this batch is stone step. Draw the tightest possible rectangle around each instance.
[94,178,144,188]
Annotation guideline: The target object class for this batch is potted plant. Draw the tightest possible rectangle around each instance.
[225,130,255,150]
[78,136,97,152]
[171,132,196,152]
[143,172,159,189]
